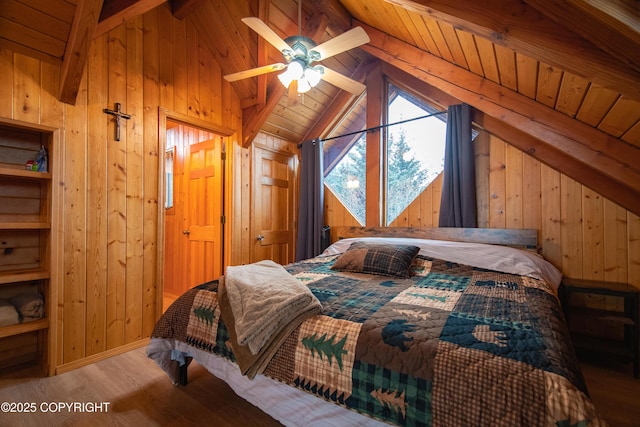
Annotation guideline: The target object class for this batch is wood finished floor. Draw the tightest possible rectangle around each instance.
[580,358,640,427]
[0,346,638,426]
[0,346,282,427]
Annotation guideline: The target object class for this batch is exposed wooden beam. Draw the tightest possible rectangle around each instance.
[59,0,104,105]
[171,0,206,19]
[300,61,373,142]
[99,0,140,20]
[524,0,640,73]
[357,21,640,215]
[472,111,640,217]
[381,62,460,108]
[241,13,329,147]
[94,0,167,38]
[306,0,353,34]
[383,61,640,217]
[365,63,384,226]
[383,0,640,100]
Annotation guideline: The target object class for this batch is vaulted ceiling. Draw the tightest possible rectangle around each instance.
[1,0,639,215]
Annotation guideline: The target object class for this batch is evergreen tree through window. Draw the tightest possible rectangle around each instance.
[385,84,447,224]
[324,82,460,226]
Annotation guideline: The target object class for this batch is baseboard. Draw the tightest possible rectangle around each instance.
[55,338,150,375]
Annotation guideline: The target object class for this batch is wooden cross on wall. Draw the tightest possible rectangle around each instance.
[103,103,131,141]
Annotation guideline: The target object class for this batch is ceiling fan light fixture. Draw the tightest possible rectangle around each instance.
[277,70,295,88]
[278,59,305,88]
[297,77,312,93]
[305,66,323,87]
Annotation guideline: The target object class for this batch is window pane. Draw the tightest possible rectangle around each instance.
[324,134,366,225]
[386,84,446,225]
[165,147,174,209]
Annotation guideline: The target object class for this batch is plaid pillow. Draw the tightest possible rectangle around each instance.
[331,242,420,278]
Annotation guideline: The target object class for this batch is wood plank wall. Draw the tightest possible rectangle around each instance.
[325,129,640,289]
[0,3,244,370]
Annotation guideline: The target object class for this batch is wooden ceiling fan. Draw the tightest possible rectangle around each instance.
[224,7,370,96]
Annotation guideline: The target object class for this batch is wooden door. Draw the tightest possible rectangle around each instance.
[251,144,297,264]
[184,137,223,287]
[164,124,223,300]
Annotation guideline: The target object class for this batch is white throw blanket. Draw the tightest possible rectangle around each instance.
[225,260,322,355]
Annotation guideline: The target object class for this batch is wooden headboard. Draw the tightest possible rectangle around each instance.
[333,226,538,250]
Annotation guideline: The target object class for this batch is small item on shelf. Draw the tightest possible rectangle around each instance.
[25,159,34,170]
[10,292,45,322]
[0,299,20,327]
[35,145,48,172]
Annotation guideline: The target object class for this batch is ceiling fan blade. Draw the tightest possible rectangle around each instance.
[242,17,291,54]
[322,67,366,95]
[310,27,370,61]
[224,63,286,82]
[288,80,299,107]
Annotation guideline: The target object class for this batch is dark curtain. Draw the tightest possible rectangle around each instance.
[439,103,477,227]
[296,138,324,261]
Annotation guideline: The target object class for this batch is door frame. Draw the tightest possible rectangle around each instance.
[156,108,235,318]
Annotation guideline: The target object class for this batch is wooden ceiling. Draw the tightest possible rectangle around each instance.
[1,0,639,215]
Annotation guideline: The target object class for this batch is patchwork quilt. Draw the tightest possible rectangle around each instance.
[148,253,605,426]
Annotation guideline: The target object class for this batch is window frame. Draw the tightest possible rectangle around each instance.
[382,79,448,225]
[322,65,475,228]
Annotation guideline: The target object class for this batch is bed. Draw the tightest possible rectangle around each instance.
[147,227,605,426]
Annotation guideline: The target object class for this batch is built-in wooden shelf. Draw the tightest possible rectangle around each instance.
[0,319,49,339]
[0,166,51,180]
[0,269,50,285]
[0,222,50,230]
[0,118,54,377]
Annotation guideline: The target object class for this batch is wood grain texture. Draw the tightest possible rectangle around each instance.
[58,0,103,104]
[106,23,127,351]
[94,0,165,38]
[365,65,383,226]
[334,226,538,248]
[525,0,640,73]
[142,8,160,339]
[85,33,108,358]
[358,22,640,216]
[0,346,282,427]
[62,69,88,363]
[13,54,40,123]
[124,17,144,345]
[379,0,640,100]
[251,141,297,264]
[1,5,247,372]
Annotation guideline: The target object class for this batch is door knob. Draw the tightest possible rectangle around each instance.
[256,235,264,241]
[183,230,190,235]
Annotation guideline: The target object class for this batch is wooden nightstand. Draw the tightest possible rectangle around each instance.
[560,278,639,378]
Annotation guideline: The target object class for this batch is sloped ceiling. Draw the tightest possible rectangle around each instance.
[0,0,639,215]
